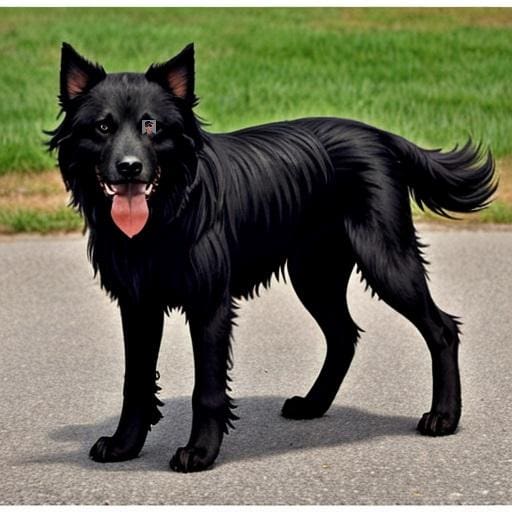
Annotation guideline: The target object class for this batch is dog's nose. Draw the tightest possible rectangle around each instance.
[116,156,143,179]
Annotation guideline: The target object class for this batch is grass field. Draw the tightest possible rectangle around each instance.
[0,7,511,232]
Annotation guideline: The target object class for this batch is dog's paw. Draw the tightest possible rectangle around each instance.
[281,396,326,419]
[417,411,459,436]
[169,446,215,473]
[89,436,141,462]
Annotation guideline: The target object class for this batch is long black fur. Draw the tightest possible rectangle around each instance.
[47,42,497,472]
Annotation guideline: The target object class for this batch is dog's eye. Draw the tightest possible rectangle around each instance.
[97,121,111,134]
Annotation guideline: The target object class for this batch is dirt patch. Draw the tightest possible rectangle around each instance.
[495,156,512,203]
[0,159,509,225]
[310,8,512,32]
[0,170,69,212]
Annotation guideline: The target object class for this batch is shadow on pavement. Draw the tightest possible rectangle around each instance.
[23,395,419,472]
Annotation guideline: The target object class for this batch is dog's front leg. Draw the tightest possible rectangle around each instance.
[170,296,236,472]
[90,297,164,462]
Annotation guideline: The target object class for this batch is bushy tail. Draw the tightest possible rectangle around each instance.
[390,135,498,218]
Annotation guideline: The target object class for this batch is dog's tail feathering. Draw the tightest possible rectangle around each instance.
[390,135,498,218]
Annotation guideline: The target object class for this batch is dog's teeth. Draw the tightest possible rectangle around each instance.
[104,183,116,196]
[96,174,116,197]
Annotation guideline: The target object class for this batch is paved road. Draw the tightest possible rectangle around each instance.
[0,227,511,505]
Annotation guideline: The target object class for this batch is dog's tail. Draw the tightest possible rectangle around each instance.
[388,134,497,218]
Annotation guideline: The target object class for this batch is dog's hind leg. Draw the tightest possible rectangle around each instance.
[89,298,164,462]
[282,230,360,420]
[345,204,461,436]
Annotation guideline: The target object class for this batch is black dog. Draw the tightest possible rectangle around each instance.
[47,42,496,472]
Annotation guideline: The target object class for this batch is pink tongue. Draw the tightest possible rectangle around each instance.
[110,184,149,238]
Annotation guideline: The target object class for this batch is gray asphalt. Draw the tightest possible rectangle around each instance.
[0,226,511,505]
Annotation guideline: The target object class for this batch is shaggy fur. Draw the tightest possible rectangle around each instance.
[47,42,496,472]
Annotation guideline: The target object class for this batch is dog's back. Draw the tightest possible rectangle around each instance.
[195,117,494,301]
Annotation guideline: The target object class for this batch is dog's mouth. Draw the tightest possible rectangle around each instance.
[96,169,161,239]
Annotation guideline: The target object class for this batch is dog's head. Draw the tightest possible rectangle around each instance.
[47,43,201,238]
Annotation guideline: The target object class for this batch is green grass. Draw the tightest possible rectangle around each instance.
[410,200,512,225]
[0,7,511,174]
[479,201,512,223]
[0,7,510,231]
[0,207,82,233]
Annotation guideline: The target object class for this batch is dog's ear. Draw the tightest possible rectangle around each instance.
[145,43,196,105]
[59,42,106,106]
